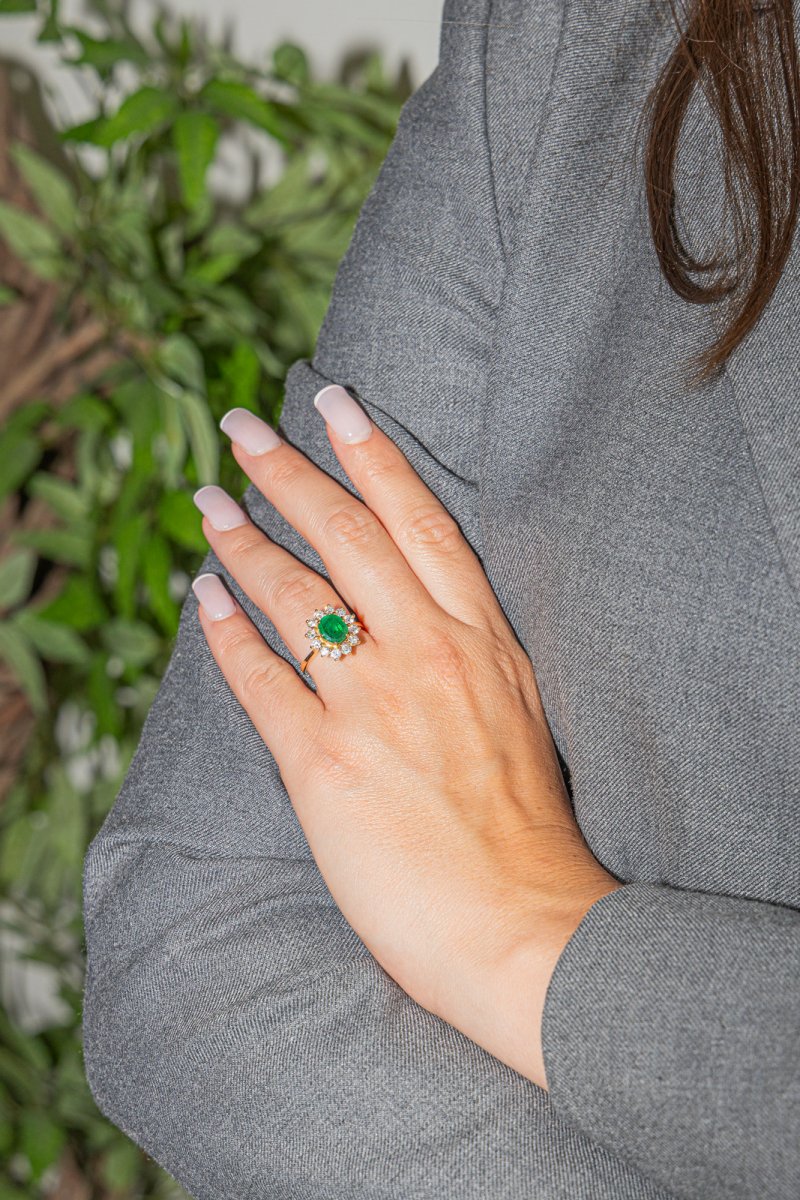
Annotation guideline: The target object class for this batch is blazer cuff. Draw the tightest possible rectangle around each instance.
[540,879,800,1197]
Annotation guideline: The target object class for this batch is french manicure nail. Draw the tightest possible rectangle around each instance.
[219,407,282,455]
[193,485,248,532]
[192,573,237,621]
[313,384,373,445]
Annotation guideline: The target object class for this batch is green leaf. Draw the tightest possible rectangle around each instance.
[184,191,214,239]
[4,400,48,435]
[154,387,187,488]
[0,624,47,713]
[37,574,108,631]
[0,1045,41,1105]
[47,763,87,877]
[222,341,261,410]
[0,285,18,305]
[0,1117,13,1160]
[142,531,179,635]
[173,111,219,210]
[20,1110,66,1182]
[158,223,184,278]
[10,144,76,236]
[67,29,149,71]
[272,42,310,86]
[0,0,37,12]
[100,1139,143,1191]
[194,283,261,338]
[301,96,391,149]
[101,618,160,668]
[13,613,89,665]
[310,83,400,131]
[12,527,92,569]
[86,652,122,737]
[187,253,242,286]
[0,200,63,278]
[0,433,41,500]
[57,392,112,432]
[158,333,206,394]
[113,511,148,618]
[189,221,260,285]
[37,0,62,43]
[177,388,218,485]
[203,223,261,259]
[0,1012,49,1072]
[60,115,109,145]
[244,149,315,227]
[63,86,178,147]
[27,473,89,523]
[157,490,206,552]
[0,548,36,609]
[201,79,289,144]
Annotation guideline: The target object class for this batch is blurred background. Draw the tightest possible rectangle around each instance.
[0,1,438,1194]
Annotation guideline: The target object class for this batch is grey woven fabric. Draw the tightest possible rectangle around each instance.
[81,2,800,1197]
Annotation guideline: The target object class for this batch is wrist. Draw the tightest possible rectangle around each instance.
[509,874,623,1088]
[439,864,622,1090]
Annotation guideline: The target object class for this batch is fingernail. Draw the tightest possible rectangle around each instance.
[193,485,248,532]
[192,573,237,621]
[313,384,373,445]
[220,407,281,455]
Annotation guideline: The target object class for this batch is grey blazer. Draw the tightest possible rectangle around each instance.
[81,2,800,1197]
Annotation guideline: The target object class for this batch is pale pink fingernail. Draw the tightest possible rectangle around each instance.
[219,407,281,455]
[313,384,373,445]
[193,485,248,532]
[192,573,237,621]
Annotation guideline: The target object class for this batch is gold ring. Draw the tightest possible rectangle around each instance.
[300,603,362,675]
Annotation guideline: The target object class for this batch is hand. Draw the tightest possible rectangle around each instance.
[191,387,621,1089]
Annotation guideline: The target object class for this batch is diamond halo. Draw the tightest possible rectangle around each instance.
[300,602,362,674]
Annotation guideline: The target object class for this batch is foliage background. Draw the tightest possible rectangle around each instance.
[0,1,409,1193]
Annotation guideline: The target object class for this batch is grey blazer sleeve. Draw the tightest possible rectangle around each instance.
[541,882,800,1199]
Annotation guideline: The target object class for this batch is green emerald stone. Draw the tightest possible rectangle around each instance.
[317,613,349,644]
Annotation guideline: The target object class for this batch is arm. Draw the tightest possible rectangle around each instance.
[538,881,800,1200]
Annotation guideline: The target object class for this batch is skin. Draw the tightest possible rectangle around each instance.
[194,405,623,1090]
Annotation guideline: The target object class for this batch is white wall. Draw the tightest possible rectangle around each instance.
[1,0,443,129]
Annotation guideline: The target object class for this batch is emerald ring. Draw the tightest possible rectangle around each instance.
[300,603,362,675]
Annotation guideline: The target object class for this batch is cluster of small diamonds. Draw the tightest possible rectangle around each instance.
[304,603,361,661]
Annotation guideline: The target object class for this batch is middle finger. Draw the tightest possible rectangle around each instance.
[218,407,437,637]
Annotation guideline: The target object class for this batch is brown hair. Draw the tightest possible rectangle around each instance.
[643,0,800,386]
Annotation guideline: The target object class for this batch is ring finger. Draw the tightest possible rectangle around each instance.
[193,485,366,695]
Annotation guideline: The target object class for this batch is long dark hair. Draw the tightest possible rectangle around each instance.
[643,0,800,385]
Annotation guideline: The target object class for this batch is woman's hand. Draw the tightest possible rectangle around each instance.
[191,386,621,1089]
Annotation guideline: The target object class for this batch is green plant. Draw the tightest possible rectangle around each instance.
[0,1,409,1192]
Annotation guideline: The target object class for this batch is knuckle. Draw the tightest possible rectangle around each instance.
[264,453,306,494]
[320,503,381,551]
[358,450,400,490]
[240,655,285,702]
[484,629,533,684]
[368,686,408,727]
[423,630,472,689]
[311,729,360,776]
[224,527,262,562]
[397,502,463,555]
[215,625,253,660]
[267,567,314,613]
